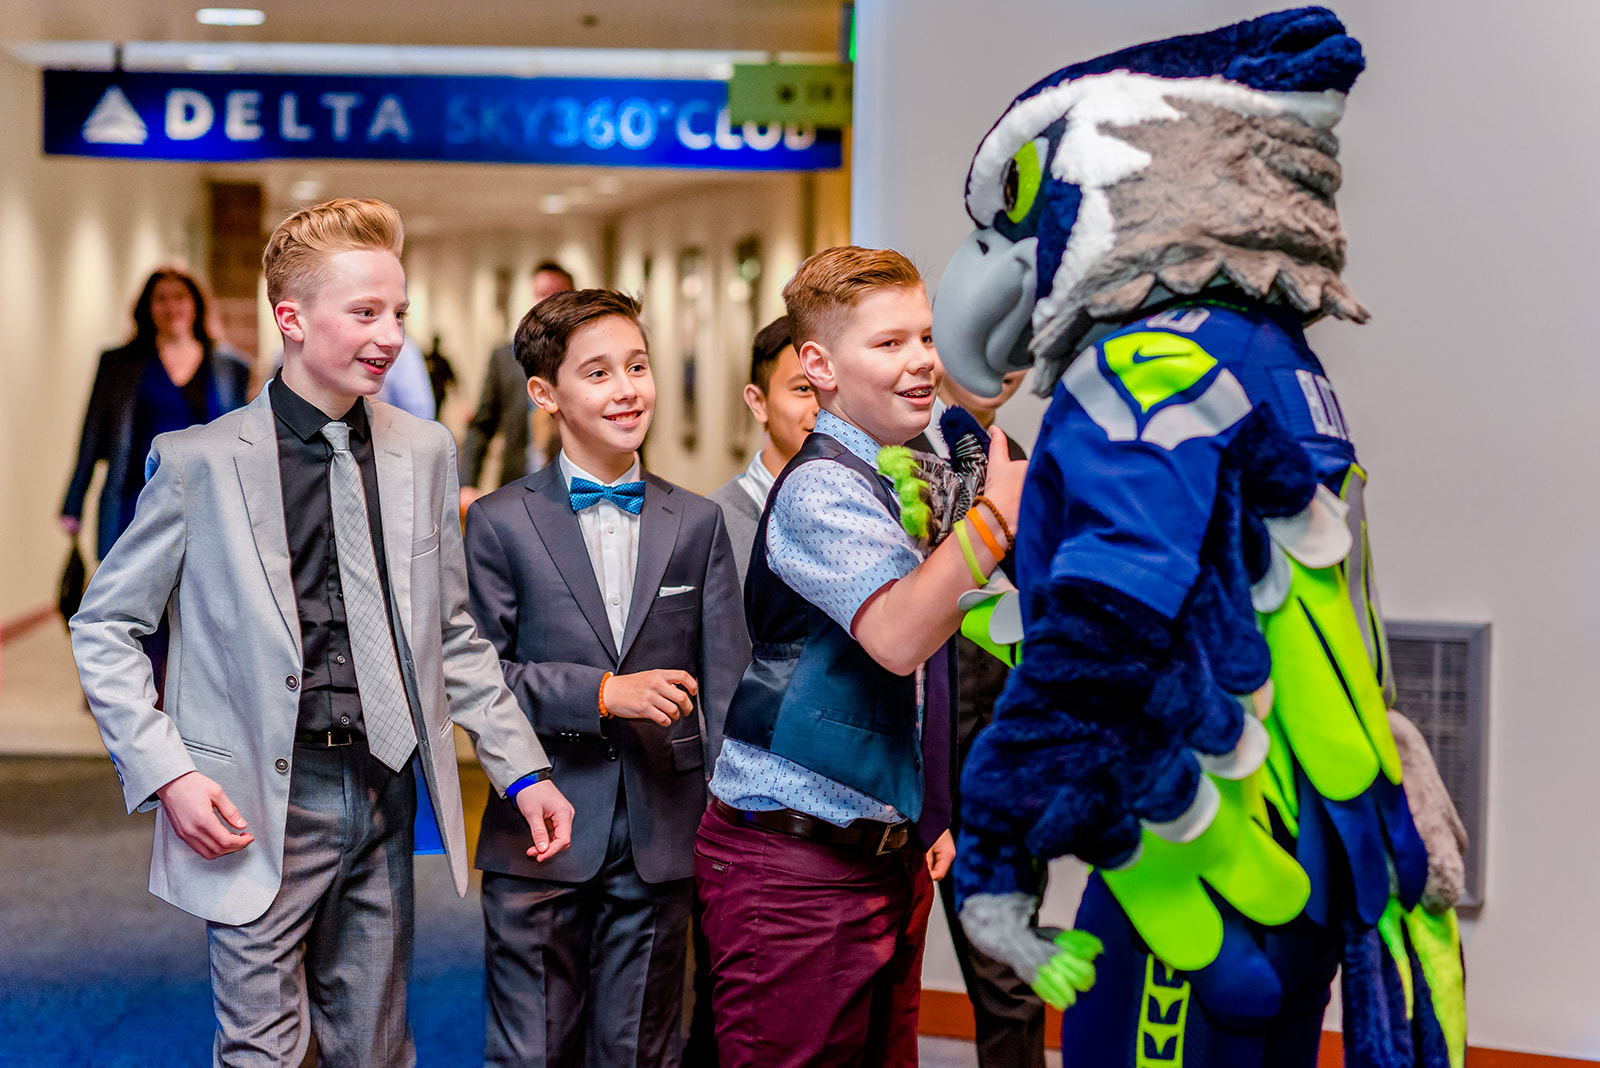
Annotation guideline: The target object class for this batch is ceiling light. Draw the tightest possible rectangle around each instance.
[540,195,568,215]
[195,8,266,27]
[594,175,623,196]
[288,178,323,202]
[185,53,238,71]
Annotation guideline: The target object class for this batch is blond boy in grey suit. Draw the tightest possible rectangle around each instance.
[71,198,573,1067]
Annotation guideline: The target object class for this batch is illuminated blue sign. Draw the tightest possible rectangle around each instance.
[42,70,843,170]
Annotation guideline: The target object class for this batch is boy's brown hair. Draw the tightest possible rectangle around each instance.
[781,246,923,350]
[262,198,404,306]
[515,288,647,383]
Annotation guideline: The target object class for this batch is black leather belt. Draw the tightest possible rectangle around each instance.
[294,729,358,748]
[712,797,911,855]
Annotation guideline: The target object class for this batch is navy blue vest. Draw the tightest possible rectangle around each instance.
[725,433,952,829]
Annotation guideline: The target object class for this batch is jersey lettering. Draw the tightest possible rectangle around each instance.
[1295,369,1349,440]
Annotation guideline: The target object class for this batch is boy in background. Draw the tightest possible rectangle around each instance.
[707,316,818,585]
[697,247,1026,1066]
[464,289,748,1067]
[71,197,571,1066]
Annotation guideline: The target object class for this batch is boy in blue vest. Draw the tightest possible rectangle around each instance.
[696,246,1027,1067]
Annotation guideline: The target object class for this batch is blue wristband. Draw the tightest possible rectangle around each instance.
[506,768,554,799]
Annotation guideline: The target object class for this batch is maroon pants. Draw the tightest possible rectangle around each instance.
[694,801,935,1068]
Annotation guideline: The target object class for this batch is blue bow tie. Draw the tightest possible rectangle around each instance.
[568,477,645,515]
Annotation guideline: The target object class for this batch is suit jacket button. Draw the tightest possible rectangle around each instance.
[606,746,619,761]
[286,675,299,691]
[275,758,289,773]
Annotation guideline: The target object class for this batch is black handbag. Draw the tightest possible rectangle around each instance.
[57,543,86,624]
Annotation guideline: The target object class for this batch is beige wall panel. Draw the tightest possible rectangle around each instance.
[0,53,207,621]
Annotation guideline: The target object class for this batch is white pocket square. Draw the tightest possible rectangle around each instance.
[658,585,695,597]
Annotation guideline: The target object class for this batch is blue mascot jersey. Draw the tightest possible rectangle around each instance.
[1017,299,1359,623]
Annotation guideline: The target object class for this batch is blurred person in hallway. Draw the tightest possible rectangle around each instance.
[424,334,457,416]
[60,266,252,560]
[376,335,438,419]
[459,261,574,509]
[59,267,252,698]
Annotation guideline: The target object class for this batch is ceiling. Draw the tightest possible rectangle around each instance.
[0,0,843,54]
[6,1,846,239]
[211,159,749,238]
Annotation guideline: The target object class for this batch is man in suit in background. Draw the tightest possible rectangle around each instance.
[70,198,572,1067]
[460,262,574,511]
[706,317,817,585]
[465,288,748,1066]
[909,362,1046,1068]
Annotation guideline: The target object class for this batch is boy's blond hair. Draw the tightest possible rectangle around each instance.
[262,197,404,306]
[782,246,922,350]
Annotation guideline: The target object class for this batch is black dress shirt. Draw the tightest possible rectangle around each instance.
[270,377,399,736]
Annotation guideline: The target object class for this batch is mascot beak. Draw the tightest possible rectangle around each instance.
[932,229,1038,398]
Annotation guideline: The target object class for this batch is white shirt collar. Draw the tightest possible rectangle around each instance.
[738,449,777,509]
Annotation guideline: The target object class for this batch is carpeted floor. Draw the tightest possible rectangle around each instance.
[0,755,492,1068]
[0,753,1022,1067]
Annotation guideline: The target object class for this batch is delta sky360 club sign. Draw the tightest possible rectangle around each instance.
[43,70,843,170]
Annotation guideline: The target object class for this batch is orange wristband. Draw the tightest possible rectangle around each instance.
[967,508,1006,562]
[598,672,614,718]
[973,495,1014,551]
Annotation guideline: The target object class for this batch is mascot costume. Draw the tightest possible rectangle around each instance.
[920,9,1469,1066]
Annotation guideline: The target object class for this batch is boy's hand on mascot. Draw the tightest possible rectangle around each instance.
[983,427,1026,533]
[959,892,1102,1010]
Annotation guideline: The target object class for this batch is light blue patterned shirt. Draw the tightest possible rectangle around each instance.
[708,409,923,825]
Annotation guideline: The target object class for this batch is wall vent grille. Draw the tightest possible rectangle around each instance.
[1385,621,1489,912]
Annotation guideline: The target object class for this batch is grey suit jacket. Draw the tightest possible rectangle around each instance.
[465,465,749,885]
[706,477,762,588]
[70,388,549,925]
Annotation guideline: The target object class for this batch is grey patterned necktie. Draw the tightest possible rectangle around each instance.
[320,421,416,772]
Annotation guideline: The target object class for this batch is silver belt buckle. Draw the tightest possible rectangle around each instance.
[874,823,897,855]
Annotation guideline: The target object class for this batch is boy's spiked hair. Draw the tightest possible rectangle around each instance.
[263,198,404,306]
[782,246,922,350]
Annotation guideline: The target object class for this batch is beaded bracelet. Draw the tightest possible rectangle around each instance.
[973,495,1015,552]
[967,507,1007,562]
[598,671,614,718]
[954,517,990,587]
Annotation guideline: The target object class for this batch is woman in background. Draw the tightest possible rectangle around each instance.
[61,267,252,559]
[59,267,251,699]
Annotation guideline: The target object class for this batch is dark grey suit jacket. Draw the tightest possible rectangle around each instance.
[706,477,761,587]
[465,465,750,884]
[458,343,530,489]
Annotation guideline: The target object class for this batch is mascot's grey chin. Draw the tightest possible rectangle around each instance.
[933,9,1368,399]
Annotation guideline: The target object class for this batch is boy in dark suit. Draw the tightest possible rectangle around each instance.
[464,288,749,1067]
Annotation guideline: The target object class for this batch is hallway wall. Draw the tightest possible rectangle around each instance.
[854,0,1600,1058]
[613,170,849,495]
[0,52,208,621]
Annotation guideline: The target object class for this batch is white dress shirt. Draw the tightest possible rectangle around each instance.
[736,448,778,510]
[558,451,642,651]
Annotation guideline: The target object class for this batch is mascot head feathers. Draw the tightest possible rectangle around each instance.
[933,7,1368,396]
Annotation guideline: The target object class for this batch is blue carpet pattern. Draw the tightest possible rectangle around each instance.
[0,757,487,1067]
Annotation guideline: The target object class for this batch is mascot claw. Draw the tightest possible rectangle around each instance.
[958,892,1103,1011]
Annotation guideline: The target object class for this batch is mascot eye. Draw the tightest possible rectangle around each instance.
[1003,138,1046,224]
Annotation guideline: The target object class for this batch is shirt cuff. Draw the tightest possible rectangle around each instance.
[505,767,554,798]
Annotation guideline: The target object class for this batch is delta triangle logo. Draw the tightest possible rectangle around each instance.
[81,86,148,145]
